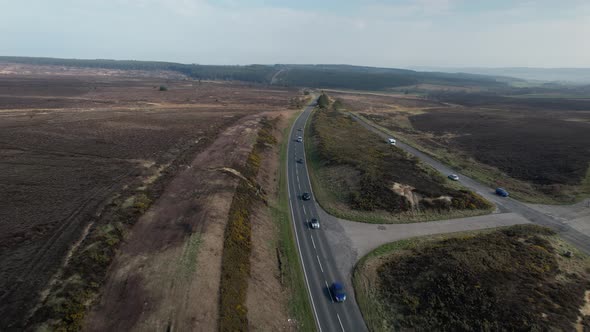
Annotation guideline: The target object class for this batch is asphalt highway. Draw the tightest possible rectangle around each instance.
[286,101,367,332]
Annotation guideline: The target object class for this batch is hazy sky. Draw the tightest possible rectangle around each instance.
[2,0,590,67]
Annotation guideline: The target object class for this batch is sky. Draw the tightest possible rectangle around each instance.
[1,0,590,68]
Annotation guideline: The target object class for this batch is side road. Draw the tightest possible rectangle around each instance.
[348,112,590,256]
[320,211,530,281]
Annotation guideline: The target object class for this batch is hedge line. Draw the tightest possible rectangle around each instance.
[218,118,277,331]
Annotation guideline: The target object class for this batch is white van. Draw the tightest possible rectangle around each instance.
[388,138,397,145]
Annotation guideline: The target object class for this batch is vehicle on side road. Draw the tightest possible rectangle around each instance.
[387,137,396,145]
[496,187,509,197]
[330,282,347,302]
[310,218,320,229]
[448,174,459,181]
[302,192,311,201]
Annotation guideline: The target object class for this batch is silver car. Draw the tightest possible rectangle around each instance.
[310,218,320,229]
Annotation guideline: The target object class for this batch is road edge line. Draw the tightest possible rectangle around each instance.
[286,97,323,332]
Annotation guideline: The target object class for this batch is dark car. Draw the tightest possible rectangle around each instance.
[296,158,304,164]
[495,187,509,197]
[297,128,303,131]
[302,192,311,201]
[330,282,347,302]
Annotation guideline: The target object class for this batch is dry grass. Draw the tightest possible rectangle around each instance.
[305,101,491,224]
[354,225,590,332]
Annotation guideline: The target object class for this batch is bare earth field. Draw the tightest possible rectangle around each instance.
[0,69,299,330]
[330,91,590,203]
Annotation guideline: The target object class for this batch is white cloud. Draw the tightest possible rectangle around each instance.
[0,0,589,67]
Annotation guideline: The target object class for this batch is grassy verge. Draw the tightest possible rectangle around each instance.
[271,108,315,331]
[354,112,590,204]
[218,118,277,331]
[304,101,492,224]
[354,225,590,331]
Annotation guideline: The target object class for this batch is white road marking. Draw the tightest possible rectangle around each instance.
[300,118,319,205]
[316,255,324,272]
[302,205,306,215]
[311,236,316,249]
[325,280,334,303]
[337,314,345,332]
[286,105,323,332]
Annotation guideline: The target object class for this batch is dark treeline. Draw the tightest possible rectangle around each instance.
[0,56,507,90]
[0,56,275,83]
[279,68,419,90]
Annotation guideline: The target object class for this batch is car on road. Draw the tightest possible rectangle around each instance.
[495,187,509,197]
[330,282,347,302]
[387,137,397,145]
[448,174,459,181]
[297,128,302,131]
[296,136,303,143]
[309,218,320,229]
[302,192,311,201]
[296,158,304,164]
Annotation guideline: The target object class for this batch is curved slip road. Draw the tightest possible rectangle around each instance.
[287,101,367,332]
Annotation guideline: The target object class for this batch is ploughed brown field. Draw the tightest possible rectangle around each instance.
[329,91,590,203]
[0,70,299,329]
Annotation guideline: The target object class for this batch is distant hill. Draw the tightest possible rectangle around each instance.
[412,67,590,84]
[0,56,507,90]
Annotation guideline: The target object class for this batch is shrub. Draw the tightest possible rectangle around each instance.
[372,226,589,331]
[218,117,277,331]
[317,93,329,108]
[309,100,491,215]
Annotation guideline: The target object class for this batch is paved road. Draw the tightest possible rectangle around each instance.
[287,101,367,332]
[287,103,590,332]
[350,113,590,256]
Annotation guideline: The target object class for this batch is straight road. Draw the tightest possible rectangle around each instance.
[350,113,590,255]
[287,101,367,332]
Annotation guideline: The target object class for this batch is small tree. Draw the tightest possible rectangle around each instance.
[159,85,168,91]
[317,93,329,108]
